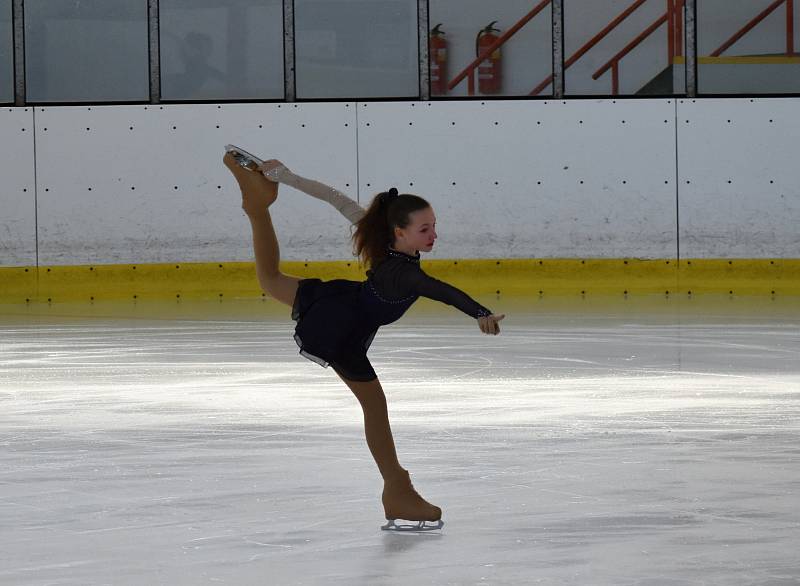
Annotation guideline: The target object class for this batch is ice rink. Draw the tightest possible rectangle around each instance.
[1,298,799,585]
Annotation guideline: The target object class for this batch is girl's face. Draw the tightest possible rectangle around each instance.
[394,206,437,253]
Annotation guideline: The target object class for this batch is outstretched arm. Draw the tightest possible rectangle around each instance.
[399,264,505,334]
[258,160,365,225]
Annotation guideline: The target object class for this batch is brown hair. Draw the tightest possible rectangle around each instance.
[351,188,431,268]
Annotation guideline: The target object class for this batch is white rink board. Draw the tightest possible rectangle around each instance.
[677,98,800,258]
[357,100,678,259]
[34,103,358,265]
[8,98,800,266]
[0,108,37,266]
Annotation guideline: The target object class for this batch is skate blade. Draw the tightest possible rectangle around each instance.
[381,519,444,532]
[224,144,264,171]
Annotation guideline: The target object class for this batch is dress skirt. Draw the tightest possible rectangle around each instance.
[291,278,378,382]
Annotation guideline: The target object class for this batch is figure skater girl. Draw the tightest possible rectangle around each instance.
[222,149,505,531]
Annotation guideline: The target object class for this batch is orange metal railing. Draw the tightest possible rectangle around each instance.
[530,0,652,95]
[591,0,796,94]
[443,0,795,98]
[710,0,795,57]
[668,0,684,62]
[592,0,684,94]
[447,0,671,97]
[447,0,552,96]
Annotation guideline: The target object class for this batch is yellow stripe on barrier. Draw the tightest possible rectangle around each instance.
[673,55,800,65]
[678,259,800,296]
[1,259,799,305]
[0,267,38,303]
[422,258,680,296]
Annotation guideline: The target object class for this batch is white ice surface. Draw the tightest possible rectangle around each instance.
[1,303,799,585]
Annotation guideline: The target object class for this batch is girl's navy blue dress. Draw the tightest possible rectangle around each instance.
[291,247,493,381]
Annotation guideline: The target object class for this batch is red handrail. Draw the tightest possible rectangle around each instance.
[670,0,684,60]
[711,0,795,57]
[593,0,684,94]
[593,13,669,93]
[447,0,552,95]
[446,0,795,98]
[668,0,675,62]
[530,0,650,95]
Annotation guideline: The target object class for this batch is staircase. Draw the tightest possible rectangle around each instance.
[446,0,796,97]
[637,65,675,95]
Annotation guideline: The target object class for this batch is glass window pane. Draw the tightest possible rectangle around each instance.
[295,0,418,99]
[565,0,686,96]
[0,0,12,103]
[24,0,149,103]
[160,0,284,101]
[698,0,800,94]
[430,0,552,97]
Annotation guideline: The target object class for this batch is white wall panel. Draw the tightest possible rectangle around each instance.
[35,103,358,264]
[357,99,678,259]
[677,98,800,258]
[17,99,800,267]
[0,108,36,266]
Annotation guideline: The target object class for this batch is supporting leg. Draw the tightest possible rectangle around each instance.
[336,372,442,524]
[335,373,405,481]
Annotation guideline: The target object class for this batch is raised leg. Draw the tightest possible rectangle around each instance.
[223,153,300,307]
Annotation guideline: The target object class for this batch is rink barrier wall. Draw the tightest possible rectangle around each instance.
[1,259,798,305]
[2,98,799,268]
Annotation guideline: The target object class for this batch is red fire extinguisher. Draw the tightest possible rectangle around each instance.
[429,24,448,95]
[476,21,502,94]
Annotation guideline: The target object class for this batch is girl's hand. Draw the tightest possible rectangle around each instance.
[257,159,288,182]
[478,314,505,335]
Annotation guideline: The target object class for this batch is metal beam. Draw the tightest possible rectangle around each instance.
[12,0,24,105]
[552,0,564,97]
[284,0,296,101]
[148,0,160,103]
[418,0,430,100]
[684,0,697,96]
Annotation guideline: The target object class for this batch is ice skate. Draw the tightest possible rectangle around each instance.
[381,469,444,532]
[223,150,278,210]
[224,144,265,173]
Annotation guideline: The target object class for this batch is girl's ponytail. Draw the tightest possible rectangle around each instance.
[351,187,429,268]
